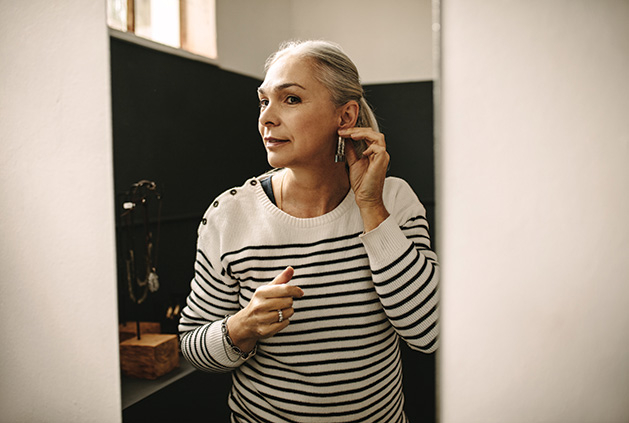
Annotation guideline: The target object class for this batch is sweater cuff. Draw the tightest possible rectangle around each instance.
[359,215,411,269]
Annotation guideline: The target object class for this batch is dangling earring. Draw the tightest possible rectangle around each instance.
[335,136,345,163]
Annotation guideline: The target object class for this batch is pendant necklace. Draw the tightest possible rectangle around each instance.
[121,180,162,305]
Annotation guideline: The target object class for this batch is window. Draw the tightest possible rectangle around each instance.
[107,0,217,60]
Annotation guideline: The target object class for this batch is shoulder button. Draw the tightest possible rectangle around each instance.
[230,189,237,195]
[213,201,219,207]
[250,180,258,186]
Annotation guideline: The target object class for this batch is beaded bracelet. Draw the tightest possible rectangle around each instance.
[221,315,257,361]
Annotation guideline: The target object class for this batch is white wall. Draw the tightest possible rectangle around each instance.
[216,0,292,79]
[0,1,121,422]
[217,0,433,83]
[438,1,629,422]
[291,0,433,84]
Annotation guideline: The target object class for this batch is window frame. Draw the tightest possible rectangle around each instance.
[107,0,218,66]
[109,27,219,67]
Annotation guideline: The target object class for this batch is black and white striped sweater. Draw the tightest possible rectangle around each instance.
[179,174,439,423]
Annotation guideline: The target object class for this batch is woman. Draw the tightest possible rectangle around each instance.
[179,40,439,423]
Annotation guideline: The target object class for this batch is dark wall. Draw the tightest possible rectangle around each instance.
[111,37,435,422]
[111,37,268,329]
[365,82,435,235]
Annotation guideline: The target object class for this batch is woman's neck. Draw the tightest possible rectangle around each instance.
[275,165,350,218]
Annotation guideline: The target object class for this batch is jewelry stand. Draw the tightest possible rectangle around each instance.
[118,180,179,379]
[119,321,161,342]
[120,333,179,380]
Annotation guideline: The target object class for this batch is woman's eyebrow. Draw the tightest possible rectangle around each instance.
[257,82,306,95]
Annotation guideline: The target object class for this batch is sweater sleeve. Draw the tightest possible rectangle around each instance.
[359,180,439,353]
[178,216,248,372]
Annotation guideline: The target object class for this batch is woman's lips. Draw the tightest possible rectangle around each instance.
[265,138,289,148]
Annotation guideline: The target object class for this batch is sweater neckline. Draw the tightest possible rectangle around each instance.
[254,175,356,228]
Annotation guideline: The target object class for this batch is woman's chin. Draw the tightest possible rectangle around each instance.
[266,153,288,169]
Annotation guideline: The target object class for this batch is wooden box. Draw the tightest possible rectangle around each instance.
[118,321,161,342]
[120,333,179,379]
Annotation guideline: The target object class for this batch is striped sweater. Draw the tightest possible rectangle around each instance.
[179,173,439,423]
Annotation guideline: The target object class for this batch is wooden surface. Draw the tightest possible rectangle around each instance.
[120,333,179,380]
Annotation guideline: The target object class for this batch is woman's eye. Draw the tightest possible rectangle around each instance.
[286,95,301,105]
[259,99,269,108]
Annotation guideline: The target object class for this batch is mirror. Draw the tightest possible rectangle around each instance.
[111,1,437,421]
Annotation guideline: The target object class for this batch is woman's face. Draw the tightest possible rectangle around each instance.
[257,53,340,170]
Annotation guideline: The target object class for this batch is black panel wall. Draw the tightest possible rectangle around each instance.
[365,81,436,236]
[111,37,435,423]
[111,37,268,331]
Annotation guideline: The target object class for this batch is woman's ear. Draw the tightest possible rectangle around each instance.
[338,100,359,129]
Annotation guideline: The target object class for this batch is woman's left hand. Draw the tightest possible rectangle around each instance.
[339,127,390,232]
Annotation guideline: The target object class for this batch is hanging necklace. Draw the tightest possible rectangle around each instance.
[121,180,162,305]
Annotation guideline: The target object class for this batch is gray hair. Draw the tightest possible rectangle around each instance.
[265,40,379,155]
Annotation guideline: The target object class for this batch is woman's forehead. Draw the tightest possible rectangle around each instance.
[261,54,317,88]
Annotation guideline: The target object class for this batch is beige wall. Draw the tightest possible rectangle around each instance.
[291,0,433,84]
[0,1,121,422]
[217,0,433,83]
[216,0,292,80]
[437,1,629,422]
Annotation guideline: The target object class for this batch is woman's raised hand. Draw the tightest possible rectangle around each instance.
[339,127,391,232]
[227,267,303,353]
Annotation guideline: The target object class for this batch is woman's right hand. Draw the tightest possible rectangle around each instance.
[226,266,303,353]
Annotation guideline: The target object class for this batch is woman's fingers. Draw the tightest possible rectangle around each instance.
[267,306,296,325]
[338,128,390,231]
[259,302,297,337]
[228,266,304,349]
[263,297,294,314]
[258,283,304,300]
[268,266,294,285]
[362,143,388,160]
[264,266,304,298]
[339,127,388,166]
[239,266,304,340]
[251,288,299,316]
[339,128,389,177]
[339,127,386,147]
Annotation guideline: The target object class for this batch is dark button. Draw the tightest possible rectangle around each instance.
[250,180,257,186]
[213,201,219,207]
[202,218,207,225]
[230,189,237,195]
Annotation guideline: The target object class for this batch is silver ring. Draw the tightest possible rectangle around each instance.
[277,309,283,323]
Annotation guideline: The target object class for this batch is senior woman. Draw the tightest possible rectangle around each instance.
[179,40,439,423]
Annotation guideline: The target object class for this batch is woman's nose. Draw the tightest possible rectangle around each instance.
[259,103,279,127]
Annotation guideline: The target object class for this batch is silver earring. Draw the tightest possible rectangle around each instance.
[335,136,345,163]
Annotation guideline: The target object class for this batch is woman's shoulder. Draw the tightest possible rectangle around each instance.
[200,170,277,222]
[383,176,426,219]
[383,176,418,199]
